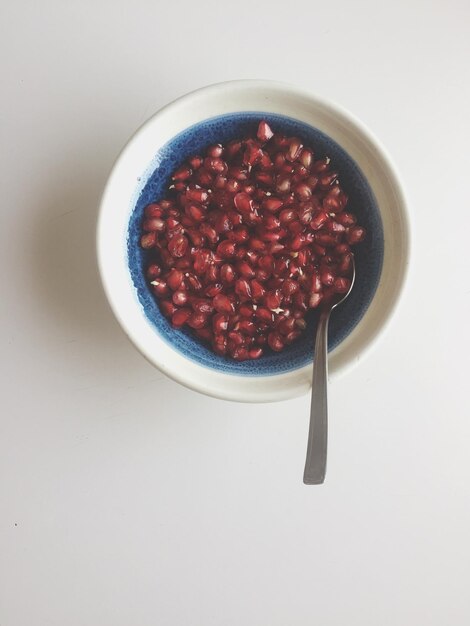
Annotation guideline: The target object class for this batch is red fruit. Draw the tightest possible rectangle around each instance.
[276,176,291,194]
[334,277,351,293]
[150,279,168,296]
[171,308,191,327]
[160,299,176,317]
[319,172,338,188]
[294,183,312,200]
[347,226,366,244]
[188,156,203,170]
[300,148,313,169]
[216,240,237,258]
[167,269,183,290]
[191,298,214,314]
[243,139,263,166]
[281,278,299,298]
[168,234,189,257]
[220,263,235,283]
[199,223,218,244]
[251,279,266,301]
[205,264,219,283]
[205,283,223,297]
[309,292,323,308]
[212,313,228,333]
[207,144,223,158]
[230,226,249,243]
[141,232,156,249]
[234,192,254,213]
[172,165,192,181]
[239,319,256,335]
[187,312,208,329]
[240,303,254,317]
[186,187,208,203]
[204,157,227,174]
[213,294,234,314]
[257,120,274,143]
[187,203,206,222]
[193,249,212,274]
[265,290,281,310]
[338,253,353,274]
[212,334,227,355]
[320,268,335,286]
[286,137,303,162]
[231,347,250,361]
[255,307,273,323]
[172,289,188,306]
[249,347,263,359]
[147,264,162,280]
[144,203,163,218]
[235,278,252,299]
[278,317,296,335]
[268,331,284,351]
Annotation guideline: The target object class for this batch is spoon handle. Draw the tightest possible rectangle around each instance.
[303,309,330,485]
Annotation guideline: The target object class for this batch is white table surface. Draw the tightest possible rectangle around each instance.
[1,2,469,624]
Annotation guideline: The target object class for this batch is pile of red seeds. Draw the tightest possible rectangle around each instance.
[140,121,365,361]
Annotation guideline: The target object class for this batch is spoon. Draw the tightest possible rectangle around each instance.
[303,256,356,485]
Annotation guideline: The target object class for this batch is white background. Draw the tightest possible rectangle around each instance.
[1,1,469,625]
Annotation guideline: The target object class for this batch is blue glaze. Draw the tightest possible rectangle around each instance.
[128,112,383,376]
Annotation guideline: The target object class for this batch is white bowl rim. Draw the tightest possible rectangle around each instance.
[97,79,411,403]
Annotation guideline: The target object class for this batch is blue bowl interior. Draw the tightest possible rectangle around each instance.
[128,112,384,376]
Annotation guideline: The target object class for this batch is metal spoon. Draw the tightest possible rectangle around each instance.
[303,256,356,485]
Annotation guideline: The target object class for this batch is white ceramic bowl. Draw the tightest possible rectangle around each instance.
[97,80,410,402]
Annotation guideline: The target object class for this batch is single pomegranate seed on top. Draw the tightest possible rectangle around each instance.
[188,156,203,170]
[251,279,266,301]
[205,283,223,297]
[220,263,235,283]
[160,299,176,317]
[142,217,165,232]
[309,292,323,308]
[216,240,237,258]
[187,312,209,329]
[300,148,313,169]
[334,277,351,293]
[234,192,254,213]
[249,347,263,359]
[212,313,228,333]
[144,203,163,218]
[257,120,274,143]
[147,264,162,280]
[265,290,281,310]
[207,144,224,158]
[320,268,335,286]
[262,197,284,212]
[235,278,252,299]
[286,138,303,162]
[193,249,212,274]
[199,223,218,244]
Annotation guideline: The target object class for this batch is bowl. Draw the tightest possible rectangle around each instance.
[97,80,409,403]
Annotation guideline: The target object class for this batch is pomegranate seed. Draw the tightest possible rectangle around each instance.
[312,158,329,173]
[186,187,208,203]
[226,178,240,194]
[234,192,254,213]
[278,317,296,335]
[213,294,234,314]
[212,313,228,333]
[228,166,249,181]
[204,157,227,174]
[212,334,227,355]
[147,264,162,280]
[249,347,263,359]
[220,263,235,283]
[167,269,183,290]
[281,278,299,297]
[232,347,250,361]
[319,172,338,188]
[168,234,189,257]
[187,203,206,222]
[205,283,223,297]
[308,292,323,308]
[255,307,273,323]
[214,175,227,189]
[191,298,214,314]
[276,176,291,194]
[334,277,351,293]
[187,312,208,329]
[171,308,191,327]
[195,327,213,341]
[142,217,165,232]
[240,303,254,317]
[235,260,254,279]
[189,156,203,170]
[207,144,224,158]
[172,165,192,181]
[172,289,188,306]
[338,253,353,274]
[320,268,335,286]
[315,232,338,247]
[230,226,249,243]
[239,319,256,335]
[205,264,219,283]
[216,240,236,258]
[193,249,212,274]
[279,208,297,224]
[243,139,263,166]
[268,332,284,351]
[285,329,301,344]
[249,238,266,252]
[286,138,303,162]
[144,203,162,218]
[235,278,252,299]
[265,290,281,310]
[225,140,242,159]
[257,120,274,143]
[294,183,312,200]
[259,197,282,213]
[264,215,281,230]
[228,331,245,346]
[336,212,356,227]
[300,148,313,169]
[199,223,218,244]
[326,220,346,233]
[347,226,366,244]
[251,279,266,301]
[141,232,156,249]
[160,299,176,317]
